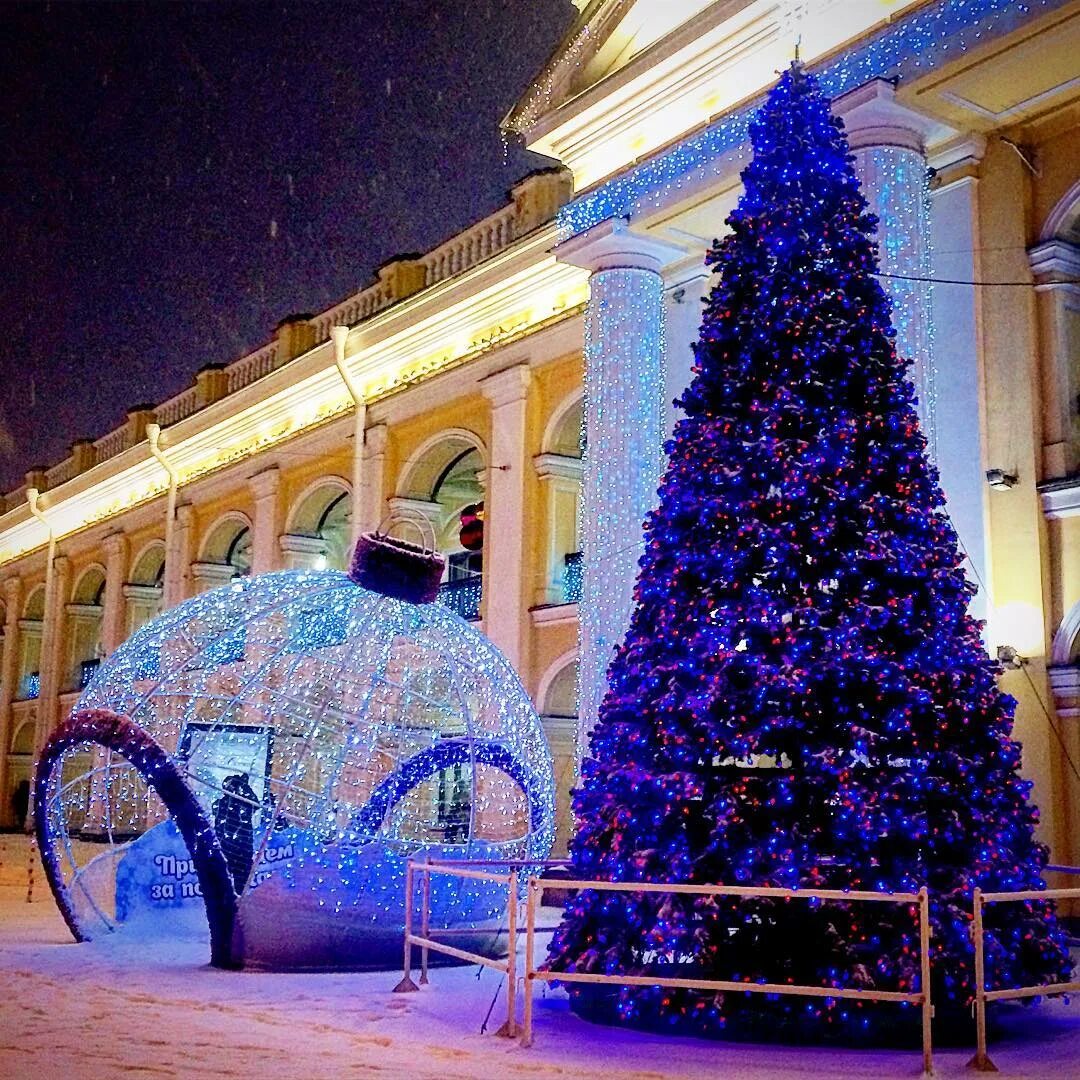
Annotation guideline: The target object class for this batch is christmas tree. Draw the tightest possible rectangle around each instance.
[549,63,1071,1038]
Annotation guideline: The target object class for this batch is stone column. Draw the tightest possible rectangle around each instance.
[927,137,992,621]
[0,577,22,824]
[101,532,130,656]
[164,504,195,608]
[554,218,684,753]
[249,466,282,575]
[359,424,388,536]
[480,364,532,670]
[37,554,71,753]
[837,79,937,456]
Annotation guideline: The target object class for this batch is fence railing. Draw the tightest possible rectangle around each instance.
[44,458,78,489]
[395,865,936,1071]
[970,874,1080,1072]
[520,878,932,1072]
[421,203,516,287]
[394,857,571,1037]
[93,426,131,464]
[155,387,200,428]
[226,342,279,393]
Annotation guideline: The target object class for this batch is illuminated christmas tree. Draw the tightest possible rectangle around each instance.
[548,63,1071,1037]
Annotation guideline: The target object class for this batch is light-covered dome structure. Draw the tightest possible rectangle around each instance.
[35,543,554,970]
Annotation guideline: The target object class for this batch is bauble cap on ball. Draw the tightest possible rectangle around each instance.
[349,530,446,604]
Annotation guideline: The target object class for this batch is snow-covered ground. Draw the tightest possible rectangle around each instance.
[2,852,1080,1078]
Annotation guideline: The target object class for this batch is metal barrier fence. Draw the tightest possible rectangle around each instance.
[395,864,1080,1072]
[519,878,933,1074]
[969,876,1080,1072]
[392,858,570,1038]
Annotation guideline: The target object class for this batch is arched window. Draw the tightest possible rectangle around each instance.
[126,541,166,637]
[536,392,584,605]
[193,516,253,593]
[394,431,486,620]
[16,585,46,700]
[67,567,106,691]
[283,481,351,571]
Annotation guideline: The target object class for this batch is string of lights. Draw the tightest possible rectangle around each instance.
[35,563,556,969]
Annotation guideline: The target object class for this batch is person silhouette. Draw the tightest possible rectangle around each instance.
[213,773,257,894]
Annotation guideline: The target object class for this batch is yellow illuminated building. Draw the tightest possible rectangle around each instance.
[0,1,1078,872]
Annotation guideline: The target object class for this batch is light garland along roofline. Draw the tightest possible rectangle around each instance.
[0,227,590,570]
[1,168,573,515]
[558,0,1074,240]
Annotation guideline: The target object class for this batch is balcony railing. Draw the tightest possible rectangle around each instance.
[437,577,482,622]
[562,551,583,605]
[79,658,101,689]
[18,672,40,701]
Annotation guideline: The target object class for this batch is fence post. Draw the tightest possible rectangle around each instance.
[917,887,933,1076]
[420,854,431,985]
[27,834,36,904]
[967,888,996,1072]
[393,859,419,993]
[521,876,539,1047]
[495,869,518,1037]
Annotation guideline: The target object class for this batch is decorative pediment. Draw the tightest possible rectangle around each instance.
[504,0,718,140]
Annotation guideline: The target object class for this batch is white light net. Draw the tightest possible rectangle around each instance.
[40,569,555,968]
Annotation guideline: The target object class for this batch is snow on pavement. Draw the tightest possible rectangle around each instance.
[2,884,1079,1079]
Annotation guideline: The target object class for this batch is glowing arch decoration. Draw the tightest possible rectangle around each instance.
[35,533,555,970]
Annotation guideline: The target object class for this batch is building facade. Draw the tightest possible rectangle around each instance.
[1,0,1078,864]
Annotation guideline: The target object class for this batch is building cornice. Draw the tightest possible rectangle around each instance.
[1039,475,1080,519]
[516,0,928,191]
[0,226,589,569]
[557,0,1075,240]
[534,453,584,482]
[1029,239,1080,289]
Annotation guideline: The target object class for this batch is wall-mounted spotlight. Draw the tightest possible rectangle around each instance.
[986,468,1018,491]
[996,644,1026,670]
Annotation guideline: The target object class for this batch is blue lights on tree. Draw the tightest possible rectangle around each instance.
[548,63,1071,1037]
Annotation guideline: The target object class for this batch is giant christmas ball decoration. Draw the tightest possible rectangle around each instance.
[35,534,555,970]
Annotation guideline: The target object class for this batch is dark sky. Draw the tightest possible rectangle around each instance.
[0,0,575,490]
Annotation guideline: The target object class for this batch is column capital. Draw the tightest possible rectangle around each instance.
[1029,239,1080,290]
[363,423,388,457]
[929,134,987,187]
[554,217,686,275]
[122,583,163,602]
[248,465,281,500]
[102,531,129,558]
[278,533,328,557]
[3,576,22,605]
[480,363,532,409]
[387,496,442,526]
[278,533,329,571]
[834,78,937,154]
[190,562,238,590]
[534,453,583,482]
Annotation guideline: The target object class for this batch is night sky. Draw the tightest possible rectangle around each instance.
[0,0,575,490]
